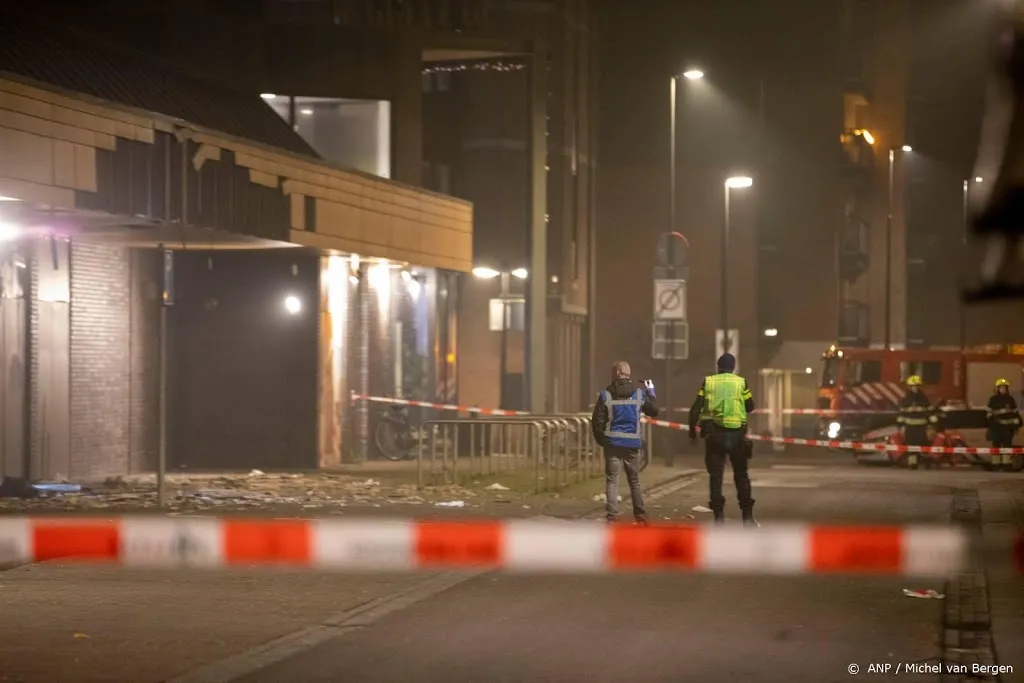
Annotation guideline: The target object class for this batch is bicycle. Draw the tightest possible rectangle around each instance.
[374,405,417,461]
[374,404,453,461]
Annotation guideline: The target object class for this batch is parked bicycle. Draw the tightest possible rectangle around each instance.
[374,404,453,461]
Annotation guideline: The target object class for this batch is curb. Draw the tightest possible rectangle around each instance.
[941,489,1000,683]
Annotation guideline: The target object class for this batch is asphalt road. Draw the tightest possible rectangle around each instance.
[2,449,1020,683]
[219,454,1016,683]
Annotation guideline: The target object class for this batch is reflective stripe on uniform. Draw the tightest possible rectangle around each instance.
[603,389,643,440]
[702,373,750,429]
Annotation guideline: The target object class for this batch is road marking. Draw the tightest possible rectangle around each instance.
[769,465,818,471]
[749,480,820,489]
[166,570,484,683]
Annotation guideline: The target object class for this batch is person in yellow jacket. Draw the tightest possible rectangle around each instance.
[687,353,757,525]
[897,375,936,470]
[987,378,1022,471]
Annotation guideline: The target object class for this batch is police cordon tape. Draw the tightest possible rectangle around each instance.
[643,417,1024,455]
[351,393,530,416]
[350,393,1023,455]
[352,393,979,417]
[1,517,1021,576]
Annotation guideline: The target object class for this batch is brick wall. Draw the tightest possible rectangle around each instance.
[67,243,159,478]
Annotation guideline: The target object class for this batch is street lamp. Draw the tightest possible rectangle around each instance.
[682,69,704,80]
[960,176,983,348]
[722,176,754,352]
[475,265,527,409]
[885,145,912,349]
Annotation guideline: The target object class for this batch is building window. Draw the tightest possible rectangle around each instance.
[266,95,392,178]
[900,360,943,385]
[488,298,525,331]
[435,72,451,92]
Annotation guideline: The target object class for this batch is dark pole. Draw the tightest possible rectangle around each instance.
[666,75,677,414]
[499,271,509,408]
[885,148,894,350]
[959,179,969,350]
[722,185,730,347]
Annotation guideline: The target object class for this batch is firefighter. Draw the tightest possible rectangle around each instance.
[897,375,936,470]
[987,378,1022,470]
[687,353,757,526]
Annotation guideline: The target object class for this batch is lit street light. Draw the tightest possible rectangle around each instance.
[682,69,704,80]
[885,145,912,349]
[473,265,527,409]
[960,176,984,348]
[471,266,500,279]
[722,176,754,352]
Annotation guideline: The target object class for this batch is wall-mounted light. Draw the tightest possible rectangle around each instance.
[763,328,778,337]
[472,267,500,279]
[300,108,313,116]
[805,367,813,374]
[284,295,302,315]
[0,221,19,242]
[260,93,277,100]
[859,130,875,145]
[511,268,528,279]
[349,275,359,286]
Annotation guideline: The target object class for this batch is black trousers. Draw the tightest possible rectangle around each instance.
[704,430,754,514]
[990,426,1017,448]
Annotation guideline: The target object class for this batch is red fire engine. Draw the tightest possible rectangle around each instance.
[817,344,1024,441]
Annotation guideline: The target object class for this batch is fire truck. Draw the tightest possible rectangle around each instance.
[817,344,1024,442]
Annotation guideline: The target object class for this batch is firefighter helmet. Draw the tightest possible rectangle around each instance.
[906,375,923,386]
[995,378,1011,388]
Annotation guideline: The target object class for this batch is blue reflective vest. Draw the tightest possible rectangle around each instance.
[602,388,645,449]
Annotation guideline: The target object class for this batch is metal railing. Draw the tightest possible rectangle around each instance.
[417,415,600,491]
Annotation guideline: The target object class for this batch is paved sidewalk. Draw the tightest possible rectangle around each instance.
[978,479,1024,677]
[0,465,699,683]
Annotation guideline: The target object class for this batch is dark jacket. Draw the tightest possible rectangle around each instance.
[988,393,1022,429]
[591,378,659,447]
[897,390,934,427]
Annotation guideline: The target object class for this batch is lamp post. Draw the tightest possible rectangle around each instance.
[885,144,912,350]
[723,176,753,353]
[472,265,528,409]
[664,68,704,413]
[960,176,983,349]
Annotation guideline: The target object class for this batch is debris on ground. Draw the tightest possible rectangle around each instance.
[485,483,510,491]
[591,493,622,503]
[434,500,467,508]
[0,472,480,512]
[691,505,713,513]
[902,588,944,599]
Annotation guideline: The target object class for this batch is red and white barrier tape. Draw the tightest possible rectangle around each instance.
[351,394,529,417]
[642,418,1024,455]
[2,517,1018,576]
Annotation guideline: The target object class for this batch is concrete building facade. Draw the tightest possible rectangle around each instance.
[0,14,472,480]
[8,0,599,415]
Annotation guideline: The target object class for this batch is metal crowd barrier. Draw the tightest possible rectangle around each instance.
[417,415,600,491]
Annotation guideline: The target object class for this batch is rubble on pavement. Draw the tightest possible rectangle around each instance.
[0,472,483,512]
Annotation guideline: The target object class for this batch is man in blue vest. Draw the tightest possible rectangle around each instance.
[591,361,659,524]
[687,353,757,526]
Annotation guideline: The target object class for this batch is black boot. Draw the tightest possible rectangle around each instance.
[712,508,725,524]
[741,502,759,528]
